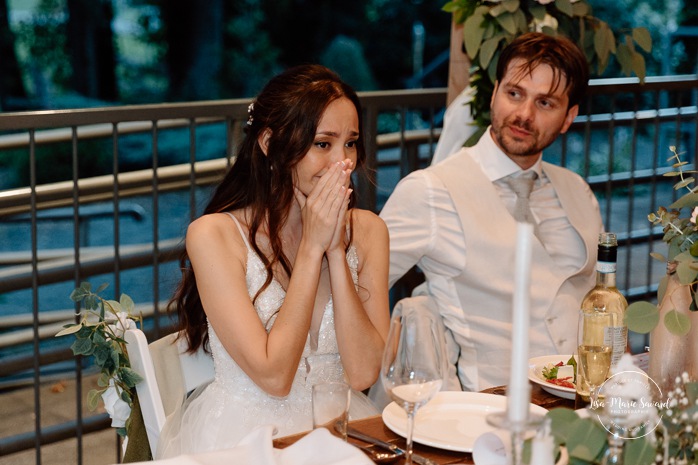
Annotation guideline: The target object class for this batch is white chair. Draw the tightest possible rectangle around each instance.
[124,328,215,455]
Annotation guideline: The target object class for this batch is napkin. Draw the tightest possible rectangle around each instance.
[472,429,511,465]
[122,426,373,465]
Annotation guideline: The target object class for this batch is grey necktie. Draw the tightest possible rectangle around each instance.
[507,171,538,224]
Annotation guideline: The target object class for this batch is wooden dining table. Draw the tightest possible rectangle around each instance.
[273,384,575,464]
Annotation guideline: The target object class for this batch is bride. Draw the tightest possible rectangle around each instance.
[156,64,390,458]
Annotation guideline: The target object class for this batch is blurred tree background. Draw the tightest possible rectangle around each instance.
[0,0,694,113]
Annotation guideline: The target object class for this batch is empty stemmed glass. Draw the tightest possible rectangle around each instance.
[381,305,447,465]
[577,310,617,409]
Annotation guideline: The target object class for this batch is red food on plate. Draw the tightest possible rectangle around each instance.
[546,377,574,389]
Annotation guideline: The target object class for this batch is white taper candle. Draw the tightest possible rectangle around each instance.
[508,221,533,425]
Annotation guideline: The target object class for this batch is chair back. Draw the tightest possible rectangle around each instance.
[124,328,214,455]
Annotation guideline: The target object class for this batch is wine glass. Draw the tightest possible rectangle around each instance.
[381,305,447,465]
[577,310,616,409]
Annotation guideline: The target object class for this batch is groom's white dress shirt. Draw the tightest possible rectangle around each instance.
[380,128,603,391]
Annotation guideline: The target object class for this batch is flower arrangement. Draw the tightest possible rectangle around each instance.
[656,372,698,464]
[626,146,698,337]
[441,0,652,145]
[541,372,698,464]
[55,282,142,436]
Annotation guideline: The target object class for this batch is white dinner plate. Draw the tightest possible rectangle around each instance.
[381,391,548,452]
[528,354,576,400]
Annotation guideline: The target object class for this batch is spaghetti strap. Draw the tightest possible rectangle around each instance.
[223,212,252,250]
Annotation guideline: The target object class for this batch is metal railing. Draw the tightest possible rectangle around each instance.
[0,76,697,463]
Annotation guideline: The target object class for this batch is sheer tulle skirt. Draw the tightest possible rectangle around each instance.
[156,380,379,459]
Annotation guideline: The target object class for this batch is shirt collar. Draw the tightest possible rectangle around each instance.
[470,126,543,181]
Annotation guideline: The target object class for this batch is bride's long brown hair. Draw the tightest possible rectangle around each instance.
[170,64,367,352]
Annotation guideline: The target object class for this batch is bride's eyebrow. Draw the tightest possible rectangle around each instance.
[315,130,360,137]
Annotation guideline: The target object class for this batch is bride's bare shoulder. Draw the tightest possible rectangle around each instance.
[350,209,388,244]
[186,211,248,250]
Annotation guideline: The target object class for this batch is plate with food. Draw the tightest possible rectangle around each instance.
[528,354,577,400]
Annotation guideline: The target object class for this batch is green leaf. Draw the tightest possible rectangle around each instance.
[554,0,573,17]
[631,50,646,82]
[84,295,98,311]
[624,436,657,465]
[93,344,112,366]
[110,347,120,372]
[657,274,669,302]
[55,324,83,337]
[80,282,92,293]
[675,177,695,189]
[119,367,144,388]
[92,329,107,346]
[76,325,93,339]
[489,2,507,17]
[594,24,613,70]
[625,301,660,334]
[480,35,503,70]
[650,252,667,263]
[664,309,691,336]
[71,337,94,356]
[566,418,606,461]
[541,25,556,36]
[616,43,633,76]
[105,300,122,315]
[494,12,517,35]
[70,288,87,302]
[512,8,527,33]
[677,257,698,285]
[670,192,698,209]
[98,372,111,387]
[502,0,520,13]
[547,408,580,443]
[529,3,545,20]
[87,389,102,411]
[120,293,135,314]
[464,126,488,147]
[463,10,487,59]
[95,282,109,294]
[632,27,652,53]
[441,2,459,13]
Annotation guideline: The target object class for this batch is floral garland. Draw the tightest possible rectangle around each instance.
[442,0,652,145]
[56,282,142,436]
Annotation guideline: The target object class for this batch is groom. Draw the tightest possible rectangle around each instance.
[379,32,603,392]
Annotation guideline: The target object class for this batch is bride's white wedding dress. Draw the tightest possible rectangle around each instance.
[156,215,378,458]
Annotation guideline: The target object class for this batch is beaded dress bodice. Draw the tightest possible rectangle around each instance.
[204,214,359,435]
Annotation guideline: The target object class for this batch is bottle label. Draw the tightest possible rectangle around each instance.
[604,325,627,365]
[596,260,616,274]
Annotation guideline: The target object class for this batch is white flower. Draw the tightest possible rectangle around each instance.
[533,13,558,32]
[102,379,131,428]
[106,312,136,339]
